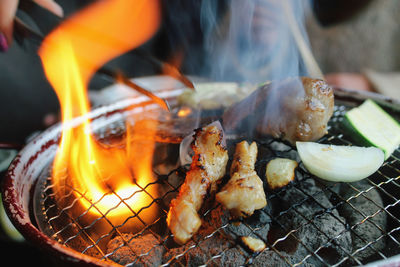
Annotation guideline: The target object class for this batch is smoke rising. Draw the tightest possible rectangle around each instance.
[199,0,310,83]
[161,0,320,141]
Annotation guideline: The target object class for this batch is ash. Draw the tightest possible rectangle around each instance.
[106,233,164,266]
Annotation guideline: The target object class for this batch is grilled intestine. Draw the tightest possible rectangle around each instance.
[166,124,229,245]
[216,141,267,218]
[222,77,334,145]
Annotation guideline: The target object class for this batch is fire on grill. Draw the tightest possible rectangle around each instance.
[39,0,162,231]
[19,0,399,266]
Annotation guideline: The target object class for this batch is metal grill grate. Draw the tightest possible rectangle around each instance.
[32,102,400,267]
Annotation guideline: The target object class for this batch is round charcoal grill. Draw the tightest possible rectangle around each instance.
[3,80,400,266]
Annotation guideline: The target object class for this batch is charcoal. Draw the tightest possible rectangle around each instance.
[166,239,240,266]
[162,233,241,266]
[268,141,299,161]
[164,244,247,267]
[219,247,248,266]
[162,244,188,266]
[106,233,164,266]
[208,205,271,240]
[338,181,387,261]
[163,207,247,266]
[252,250,313,267]
[160,178,387,266]
[272,178,352,266]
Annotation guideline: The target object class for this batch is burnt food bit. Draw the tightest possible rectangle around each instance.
[240,236,266,253]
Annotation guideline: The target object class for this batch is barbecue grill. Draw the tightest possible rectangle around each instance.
[2,78,400,266]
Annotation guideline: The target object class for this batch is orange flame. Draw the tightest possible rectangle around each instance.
[39,0,161,226]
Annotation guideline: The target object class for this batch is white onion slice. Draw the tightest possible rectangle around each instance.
[179,133,194,166]
[179,120,225,166]
[296,142,384,182]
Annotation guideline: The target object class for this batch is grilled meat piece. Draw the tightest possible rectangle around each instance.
[216,141,267,218]
[266,158,298,190]
[167,125,228,245]
[222,77,334,144]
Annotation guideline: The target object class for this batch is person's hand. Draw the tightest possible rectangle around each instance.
[0,0,63,52]
[325,72,373,91]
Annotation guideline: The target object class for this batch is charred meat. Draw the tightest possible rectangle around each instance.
[166,125,229,245]
[222,77,334,144]
[216,141,267,218]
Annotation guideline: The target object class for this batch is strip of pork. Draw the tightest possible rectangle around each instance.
[167,125,228,245]
[216,141,267,218]
[222,77,334,145]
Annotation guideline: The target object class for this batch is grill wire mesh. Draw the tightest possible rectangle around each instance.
[33,102,400,267]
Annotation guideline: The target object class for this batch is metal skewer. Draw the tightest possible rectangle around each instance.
[133,48,195,90]
[282,1,325,80]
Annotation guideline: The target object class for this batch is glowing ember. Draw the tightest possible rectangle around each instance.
[38,0,161,224]
[177,107,192,117]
